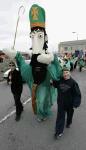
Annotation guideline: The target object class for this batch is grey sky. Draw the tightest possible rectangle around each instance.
[0,0,86,52]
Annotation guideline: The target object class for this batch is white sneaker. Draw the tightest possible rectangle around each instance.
[58,133,63,137]
[37,118,42,122]
[54,132,63,139]
[42,117,47,121]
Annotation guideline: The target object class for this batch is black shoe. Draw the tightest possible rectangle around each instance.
[54,132,58,139]
[15,115,21,121]
[21,107,24,112]
[54,132,63,139]
[66,124,70,128]
[15,107,24,121]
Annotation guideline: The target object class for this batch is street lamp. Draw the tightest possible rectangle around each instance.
[72,32,78,40]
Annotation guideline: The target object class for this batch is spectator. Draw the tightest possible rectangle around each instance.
[78,57,85,72]
[8,61,23,121]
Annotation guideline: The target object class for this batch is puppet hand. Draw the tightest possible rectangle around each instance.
[2,47,17,59]
[37,53,54,64]
[50,80,53,86]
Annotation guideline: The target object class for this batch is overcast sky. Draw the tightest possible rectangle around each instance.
[0,0,86,52]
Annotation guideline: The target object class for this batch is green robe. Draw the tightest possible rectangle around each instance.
[78,58,85,67]
[15,52,62,119]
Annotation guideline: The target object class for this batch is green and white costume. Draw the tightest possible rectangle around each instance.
[2,4,62,120]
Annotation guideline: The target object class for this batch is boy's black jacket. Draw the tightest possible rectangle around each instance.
[53,77,81,109]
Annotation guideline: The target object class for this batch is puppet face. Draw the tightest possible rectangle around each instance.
[30,29,45,54]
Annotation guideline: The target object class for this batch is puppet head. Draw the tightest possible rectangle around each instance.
[29,4,48,54]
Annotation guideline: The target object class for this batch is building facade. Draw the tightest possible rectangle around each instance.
[58,39,86,56]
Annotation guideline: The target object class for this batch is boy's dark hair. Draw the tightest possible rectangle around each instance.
[63,66,70,71]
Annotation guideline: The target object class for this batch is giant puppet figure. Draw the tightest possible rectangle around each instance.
[3,4,62,121]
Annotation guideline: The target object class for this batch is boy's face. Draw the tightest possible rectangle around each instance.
[9,64,16,71]
[63,70,70,80]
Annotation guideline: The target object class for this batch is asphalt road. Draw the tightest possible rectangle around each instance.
[0,69,86,150]
[0,82,30,120]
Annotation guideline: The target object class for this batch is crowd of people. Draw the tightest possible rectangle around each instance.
[58,53,86,73]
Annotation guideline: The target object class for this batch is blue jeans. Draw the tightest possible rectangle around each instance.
[55,104,74,134]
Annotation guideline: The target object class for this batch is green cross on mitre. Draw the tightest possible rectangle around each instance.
[29,4,45,29]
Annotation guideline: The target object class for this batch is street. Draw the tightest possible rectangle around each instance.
[0,69,86,150]
[0,82,30,120]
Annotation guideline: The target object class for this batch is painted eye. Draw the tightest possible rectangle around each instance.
[29,33,34,38]
[38,33,43,39]
[29,34,31,38]
[29,35,31,38]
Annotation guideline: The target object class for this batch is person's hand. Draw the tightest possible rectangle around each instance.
[50,80,53,86]
[2,47,17,59]
[73,105,78,109]
[37,53,54,64]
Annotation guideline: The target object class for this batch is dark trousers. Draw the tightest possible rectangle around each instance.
[70,63,74,71]
[74,61,77,69]
[55,105,74,134]
[79,66,82,72]
[13,93,23,116]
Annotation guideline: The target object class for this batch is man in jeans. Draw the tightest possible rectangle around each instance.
[52,67,81,139]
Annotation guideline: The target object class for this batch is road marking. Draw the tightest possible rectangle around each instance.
[0,97,31,124]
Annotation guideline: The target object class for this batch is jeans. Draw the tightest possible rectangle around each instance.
[55,105,74,134]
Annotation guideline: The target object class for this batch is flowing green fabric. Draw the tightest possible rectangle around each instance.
[78,58,85,67]
[16,52,62,119]
[47,54,62,80]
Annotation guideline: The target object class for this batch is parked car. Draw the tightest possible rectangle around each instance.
[3,59,31,83]
[3,68,19,84]
[3,69,10,79]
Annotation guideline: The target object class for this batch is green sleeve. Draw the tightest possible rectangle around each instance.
[15,52,33,89]
[47,55,62,80]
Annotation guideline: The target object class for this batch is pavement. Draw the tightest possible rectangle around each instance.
[0,69,86,150]
[0,71,4,82]
[0,99,86,150]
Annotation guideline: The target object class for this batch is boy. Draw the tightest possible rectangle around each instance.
[52,67,81,139]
